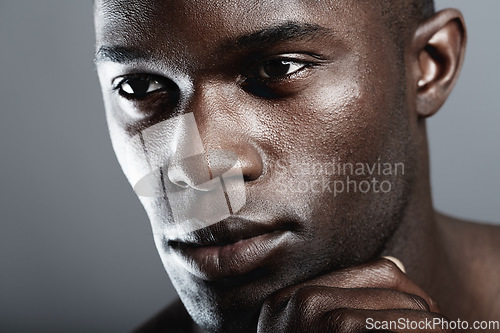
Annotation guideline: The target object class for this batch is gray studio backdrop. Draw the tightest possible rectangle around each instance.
[0,1,498,332]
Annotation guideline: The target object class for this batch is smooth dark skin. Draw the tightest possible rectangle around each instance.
[95,1,500,332]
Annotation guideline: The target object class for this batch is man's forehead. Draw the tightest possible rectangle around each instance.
[95,0,339,19]
[94,0,378,42]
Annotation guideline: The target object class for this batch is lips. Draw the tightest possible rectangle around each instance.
[166,217,293,280]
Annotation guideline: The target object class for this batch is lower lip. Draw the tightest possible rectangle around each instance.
[170,230,291,280]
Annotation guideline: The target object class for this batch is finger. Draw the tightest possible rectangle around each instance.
[258,286,430,332]
[265,257,439,313]
[322,308,453,333]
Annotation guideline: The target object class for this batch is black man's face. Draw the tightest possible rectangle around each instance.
[95,0,418,331]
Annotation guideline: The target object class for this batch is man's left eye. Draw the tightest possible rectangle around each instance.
[257,59,307,79]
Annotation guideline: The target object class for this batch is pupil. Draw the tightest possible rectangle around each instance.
[264,60,290,77]
[127,78,150,97]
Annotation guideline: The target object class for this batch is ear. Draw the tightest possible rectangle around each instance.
[411,9,466,118]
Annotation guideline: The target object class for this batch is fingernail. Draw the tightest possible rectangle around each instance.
[382,256,406,274]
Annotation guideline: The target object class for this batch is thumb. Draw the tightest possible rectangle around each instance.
[382,256,406,274]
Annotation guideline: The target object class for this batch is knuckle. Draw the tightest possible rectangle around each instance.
[287,286,321,318]
[327,308,363,332]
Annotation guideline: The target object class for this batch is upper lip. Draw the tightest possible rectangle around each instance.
[167,216,293,248]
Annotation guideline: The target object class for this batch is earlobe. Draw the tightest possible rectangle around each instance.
[412,9,467,118]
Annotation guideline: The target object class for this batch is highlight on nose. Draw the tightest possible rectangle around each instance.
[123,112,248,234]
[167,150,239,191]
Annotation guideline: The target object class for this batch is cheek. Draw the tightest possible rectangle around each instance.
[257,67,408,225]
[102,97,129,176]
[272,76,397,167]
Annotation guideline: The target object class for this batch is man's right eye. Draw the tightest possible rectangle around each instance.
[113,76,169,99]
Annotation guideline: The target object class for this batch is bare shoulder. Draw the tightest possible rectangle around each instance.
[132,299,197,333]
[437,213,500,318]
[438,213,500,258]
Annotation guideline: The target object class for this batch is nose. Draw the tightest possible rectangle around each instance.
[167,82,263,190]
[167,150,241,191]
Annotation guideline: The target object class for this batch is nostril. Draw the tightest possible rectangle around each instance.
[167,154,212,189]
[238,147,263,182]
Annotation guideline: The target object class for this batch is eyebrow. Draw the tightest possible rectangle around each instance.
[94,22,331,64]
[94,46,151,64]
[232,22,331,50]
